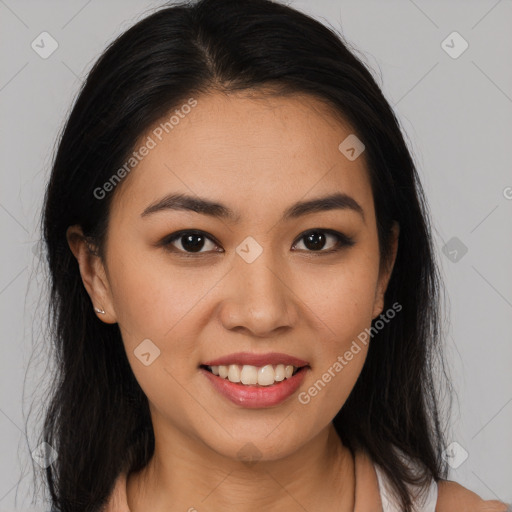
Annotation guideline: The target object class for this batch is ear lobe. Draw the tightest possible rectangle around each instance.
[66,225,117,324]
[372,222,399,319]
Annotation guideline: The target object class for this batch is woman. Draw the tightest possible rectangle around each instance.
[39,0,509,510]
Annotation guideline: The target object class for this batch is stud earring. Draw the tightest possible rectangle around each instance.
[94,307,106,314]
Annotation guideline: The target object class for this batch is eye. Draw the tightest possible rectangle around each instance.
[159,229,354,256]
[292,229,355,254]
[161,230,222,254]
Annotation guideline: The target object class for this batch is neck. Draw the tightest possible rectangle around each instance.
[126,422,355,512]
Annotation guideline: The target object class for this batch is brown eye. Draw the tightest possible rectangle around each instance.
[160,228,354,257]
[162,230,221,254]
[292,229,355,253]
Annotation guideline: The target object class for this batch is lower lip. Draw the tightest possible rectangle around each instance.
[200,367,309,409]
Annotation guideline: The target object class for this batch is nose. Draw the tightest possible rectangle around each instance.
[218,252,299,338]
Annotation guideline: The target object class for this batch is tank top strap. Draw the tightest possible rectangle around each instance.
[373,461,438,512]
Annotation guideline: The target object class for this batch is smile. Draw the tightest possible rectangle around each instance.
[199,365,309,408]
[202,363,302,386]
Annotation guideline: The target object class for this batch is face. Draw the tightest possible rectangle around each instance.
[67,90,398,463]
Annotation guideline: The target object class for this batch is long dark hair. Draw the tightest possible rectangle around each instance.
[37,0,453,510]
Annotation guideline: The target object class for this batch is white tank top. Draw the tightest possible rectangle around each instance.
[373,462,438,511]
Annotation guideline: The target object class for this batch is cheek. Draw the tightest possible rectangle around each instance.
[106,247,207,372]
[293,249,378,412]
[296,255,379,344]
[111,259,205,418]
[298,340,369,426]
[107,238,195,331]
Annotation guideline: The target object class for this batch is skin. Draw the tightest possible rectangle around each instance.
[66,90,507,512]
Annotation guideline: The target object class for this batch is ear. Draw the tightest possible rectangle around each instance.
[66,225,117,324]
[372,221,399,319]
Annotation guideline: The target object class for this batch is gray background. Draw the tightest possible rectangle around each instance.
[0,0,511,510]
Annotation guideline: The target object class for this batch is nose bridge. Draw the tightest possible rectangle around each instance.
[239,249,282,299]
[220,238,297,335]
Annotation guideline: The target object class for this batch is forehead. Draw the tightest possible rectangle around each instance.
[110,90,373,224]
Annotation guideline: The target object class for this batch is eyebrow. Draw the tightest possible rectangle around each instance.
[140,192,365,223]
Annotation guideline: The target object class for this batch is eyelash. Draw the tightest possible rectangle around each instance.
[159,229,355,257]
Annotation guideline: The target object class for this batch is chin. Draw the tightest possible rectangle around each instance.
[201,428,307,465]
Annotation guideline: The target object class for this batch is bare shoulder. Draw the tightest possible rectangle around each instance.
[436,480,509,512]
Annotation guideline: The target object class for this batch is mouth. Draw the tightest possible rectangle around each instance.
[199,362,310,408]
[199,363,308,387]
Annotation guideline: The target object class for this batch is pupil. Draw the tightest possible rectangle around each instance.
[182,233,204,252]
[304,231,325,251]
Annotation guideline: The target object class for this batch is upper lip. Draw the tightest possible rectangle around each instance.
[202,352,309,367]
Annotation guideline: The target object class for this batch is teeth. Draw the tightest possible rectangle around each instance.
[274,364,285,381]
[240,365,258,385]
[257,365,275,386]
[228,364,241,383]
[208,364,300,386]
